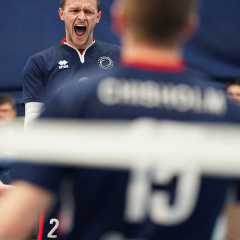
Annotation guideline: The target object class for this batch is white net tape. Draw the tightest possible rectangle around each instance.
[1,118,240,176]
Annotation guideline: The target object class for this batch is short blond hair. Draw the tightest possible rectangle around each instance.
[61,0,101,12]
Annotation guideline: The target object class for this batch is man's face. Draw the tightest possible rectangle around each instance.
[59,0,101,49]
[227,84,240,106]
[0,103,16,123]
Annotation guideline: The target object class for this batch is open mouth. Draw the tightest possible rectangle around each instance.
[74,25,86,36]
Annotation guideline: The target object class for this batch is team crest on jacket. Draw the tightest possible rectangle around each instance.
[98,56,113,70]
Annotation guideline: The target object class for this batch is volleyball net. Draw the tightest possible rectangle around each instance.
[0,118,240,177]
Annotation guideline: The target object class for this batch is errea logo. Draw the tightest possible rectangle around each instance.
[58,60,69,69]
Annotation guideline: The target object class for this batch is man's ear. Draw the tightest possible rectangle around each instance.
[182,14,200,42]
[96,11,102,24]
[110,1,127,36]
[59,8,65,21]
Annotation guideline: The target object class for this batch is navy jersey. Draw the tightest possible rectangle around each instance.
[21,39,121,105]
[13,61,240,240]
[0,160,14,184]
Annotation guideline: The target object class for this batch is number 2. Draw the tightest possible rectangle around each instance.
[47,218,59,238]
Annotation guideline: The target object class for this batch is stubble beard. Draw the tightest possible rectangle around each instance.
[67,27,94,50]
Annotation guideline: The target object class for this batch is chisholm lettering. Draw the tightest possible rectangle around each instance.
[97,77,227,116]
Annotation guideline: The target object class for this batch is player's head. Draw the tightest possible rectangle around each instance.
[111,0,198,47]
[226,79,240,106]
[0,94,17,123]
[59,0,101,50]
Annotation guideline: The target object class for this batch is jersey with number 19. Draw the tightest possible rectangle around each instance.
[13,60,240,240]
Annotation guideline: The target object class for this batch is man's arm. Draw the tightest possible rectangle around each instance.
[0,181,15,198]
[0,181,54,240]
[22,55,45,131]
[226,203,240,240]
[24,102,44,132]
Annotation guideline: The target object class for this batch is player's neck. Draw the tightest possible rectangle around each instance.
[64,36,95,51]
[121,37,183,66]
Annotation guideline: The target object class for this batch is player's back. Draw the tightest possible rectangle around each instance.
[43,61,237,123]
[37,62,240,240]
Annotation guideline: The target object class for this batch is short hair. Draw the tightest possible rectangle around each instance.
[228,78,240,87]
[0,94,16,109]
[124,0,197,46]
[61,0,101,12]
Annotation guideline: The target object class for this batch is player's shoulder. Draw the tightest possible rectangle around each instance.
[29,42,63,60]
[181,66,224,89]
[25,42,67,69]
[95,39,122,53]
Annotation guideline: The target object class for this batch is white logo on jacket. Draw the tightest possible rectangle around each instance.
[58,60,69,69]
[98,56,113,70]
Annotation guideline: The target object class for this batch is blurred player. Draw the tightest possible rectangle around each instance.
[22,0,121,130]
[225,78,240,239]
[0,94,17,125]
[226,79,240,106]
[0,94,17,183]
[1,0,240,240]
[0,95,17,216]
